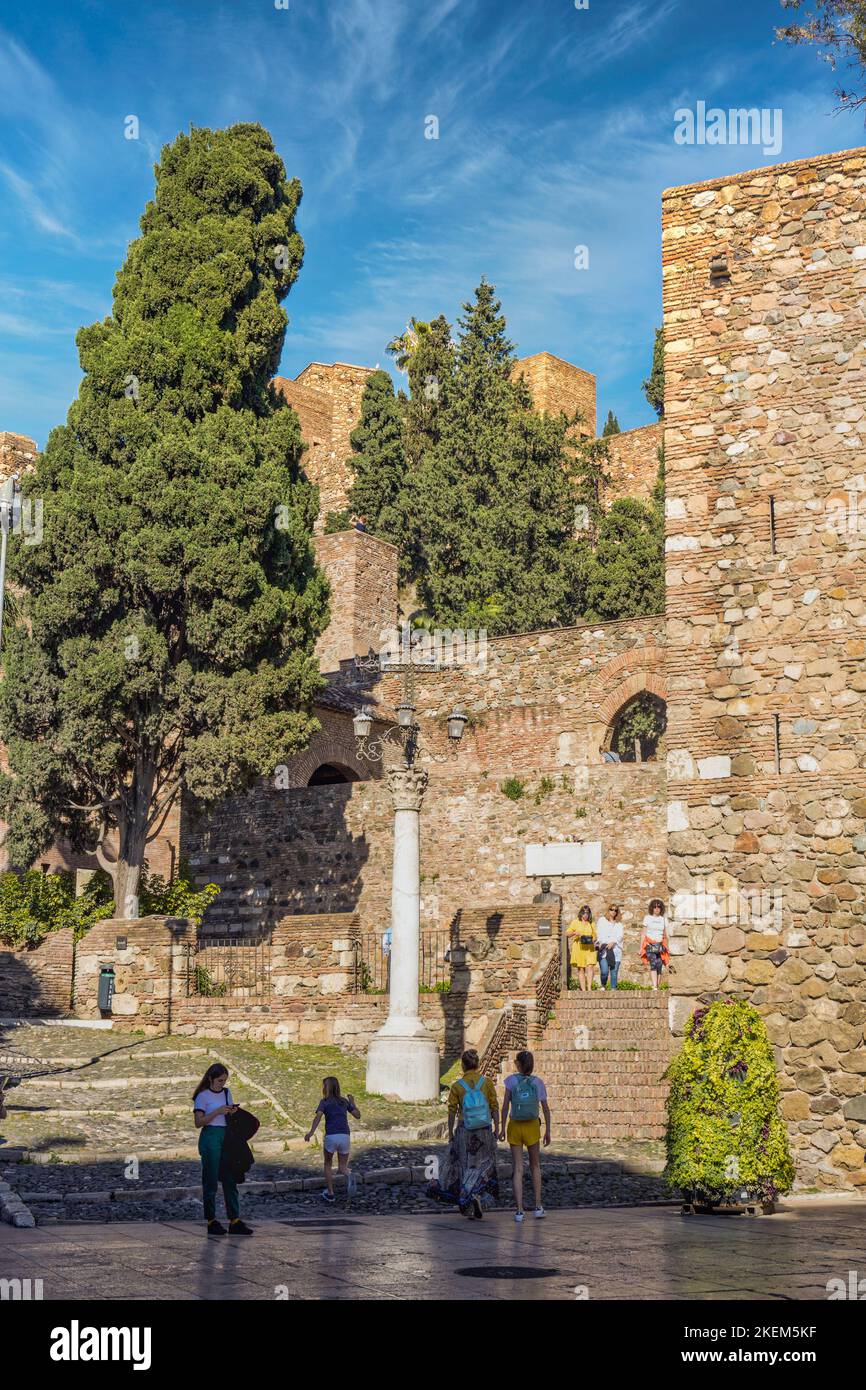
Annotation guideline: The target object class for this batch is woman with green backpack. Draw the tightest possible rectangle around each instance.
[426,1048,500,1219]
[500,1050,551,1223]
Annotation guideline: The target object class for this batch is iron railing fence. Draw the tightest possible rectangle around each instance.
[351,930,452,994]
[186,936,272,999]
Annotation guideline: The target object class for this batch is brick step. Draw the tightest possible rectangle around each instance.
[549,1099,668,1113]
[542,1077,669,1091]
[540,1039,671,1051]
[552,995,669,1006]
[554,1126,667,1141]
[536,1061,670,1075]
[545,1036,669,1045]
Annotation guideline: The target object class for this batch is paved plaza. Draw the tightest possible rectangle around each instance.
[1,1198,863,1301]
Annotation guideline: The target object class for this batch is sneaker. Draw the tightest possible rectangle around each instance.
[321,1190,336,1204]
[534,1207,546,1219]
[228,1219,254,1235]
[514,1211,525,1223]
[206,1220,226,1236]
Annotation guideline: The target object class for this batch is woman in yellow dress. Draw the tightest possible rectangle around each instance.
[567,904,597,993]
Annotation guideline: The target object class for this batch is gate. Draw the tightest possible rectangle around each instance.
[186,936,272,999]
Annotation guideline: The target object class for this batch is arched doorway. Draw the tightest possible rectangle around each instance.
[607,692,667,762]
[307,763,360,786]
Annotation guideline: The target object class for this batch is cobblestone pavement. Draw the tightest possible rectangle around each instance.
[1,1198,863,1300]
[0,1021,668,1224]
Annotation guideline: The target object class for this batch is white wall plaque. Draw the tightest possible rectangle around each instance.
[526,841,602,877]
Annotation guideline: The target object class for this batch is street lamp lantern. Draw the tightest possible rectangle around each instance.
[352,707,373,739]
[447,705,468,742]
[396,699,415,729]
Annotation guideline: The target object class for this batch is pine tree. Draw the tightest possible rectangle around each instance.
[602,409,621,436]
[346,369,410,574]
[412,280,581,636]
[643,326,665,417]
[0,124,327,917]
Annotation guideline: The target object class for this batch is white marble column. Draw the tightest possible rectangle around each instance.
[365,763,440,1101]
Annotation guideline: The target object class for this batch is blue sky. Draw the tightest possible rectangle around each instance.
[2,0,865,447]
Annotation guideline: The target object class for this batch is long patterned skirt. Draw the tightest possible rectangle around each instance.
[426,1124,500,1215]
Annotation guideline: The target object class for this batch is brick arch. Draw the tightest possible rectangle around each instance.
[277,710,371,789]
[592,647,667,727]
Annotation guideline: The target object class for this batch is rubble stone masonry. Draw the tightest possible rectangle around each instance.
[606,421,664,504]
[273,363,375,530]
[662,146,866,1189]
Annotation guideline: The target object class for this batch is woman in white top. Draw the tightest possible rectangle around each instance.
[640,898,669,991]
[193,1062,252,1237]
[596,903,624,990]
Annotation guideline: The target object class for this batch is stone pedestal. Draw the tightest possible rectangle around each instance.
[365,763,440,1101]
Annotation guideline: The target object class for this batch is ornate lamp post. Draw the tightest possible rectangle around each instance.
[353,658,467,1101]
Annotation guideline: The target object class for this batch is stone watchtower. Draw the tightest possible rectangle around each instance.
[663,147,866,1190]
[272,363,376,531]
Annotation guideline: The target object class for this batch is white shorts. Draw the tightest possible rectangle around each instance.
[323,1134,351,1155]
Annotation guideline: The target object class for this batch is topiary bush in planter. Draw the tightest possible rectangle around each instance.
[664,998,795,1206]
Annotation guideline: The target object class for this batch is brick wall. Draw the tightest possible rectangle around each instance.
[313,529,399,672]
[185,616,668,979]
[0,929,74,1016]
[663,147,866,1190]
[0,432,37,481]
[74,916,194,1027]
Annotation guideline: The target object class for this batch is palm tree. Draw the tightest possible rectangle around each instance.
[387,318,432,372]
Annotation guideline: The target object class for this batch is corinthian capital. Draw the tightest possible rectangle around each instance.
[386,763,429,812]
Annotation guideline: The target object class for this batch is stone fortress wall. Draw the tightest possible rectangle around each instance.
[662,146,866,1189]
[2,147,865,1187]
[183,612,669,985]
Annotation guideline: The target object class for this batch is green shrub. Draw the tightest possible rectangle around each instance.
[501,777,526,801]
[194,965,228,998]
[0,862,219,949]
[324,509,353,533]
[533,775,556,805]
[664,999,794,1204]
[139,865,220,924]
[0,869,114,947]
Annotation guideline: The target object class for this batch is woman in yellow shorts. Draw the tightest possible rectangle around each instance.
[500,1050,551,1223]
[567,904,597,992]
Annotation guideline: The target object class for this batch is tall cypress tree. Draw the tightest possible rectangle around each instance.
[643,326,665,417]
[602,409,621,436]
[346,369,410,576]
[0,123,327,917]
[412,280,581,635]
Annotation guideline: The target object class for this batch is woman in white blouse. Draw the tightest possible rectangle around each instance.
[596,904,624,990]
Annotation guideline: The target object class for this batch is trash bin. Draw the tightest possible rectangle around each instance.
[98,965,115,1014]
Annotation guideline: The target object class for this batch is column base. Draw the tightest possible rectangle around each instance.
[366,1028,441,1102]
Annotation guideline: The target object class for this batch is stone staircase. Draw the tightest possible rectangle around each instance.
[531,992,675,1143]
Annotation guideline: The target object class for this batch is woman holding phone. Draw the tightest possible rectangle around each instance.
[193,1062,253,1237]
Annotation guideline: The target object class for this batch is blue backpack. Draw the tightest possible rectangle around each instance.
[510,1074,539,1122]
[459,1076,492,1131]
